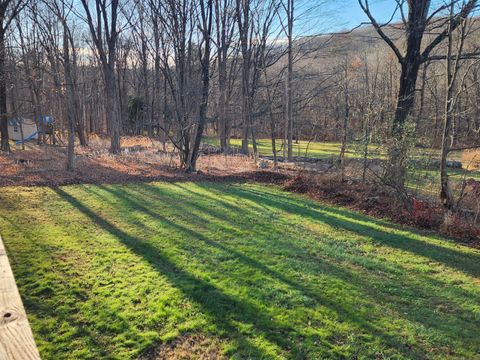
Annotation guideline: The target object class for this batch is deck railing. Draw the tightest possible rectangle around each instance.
[0,235,41,359]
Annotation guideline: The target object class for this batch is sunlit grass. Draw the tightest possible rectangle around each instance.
[203,137,466,162]
[203,137,384,159]
[0,182,479,359]
[204,137,480,197]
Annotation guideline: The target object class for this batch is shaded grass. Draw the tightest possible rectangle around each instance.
[0,182,479,359]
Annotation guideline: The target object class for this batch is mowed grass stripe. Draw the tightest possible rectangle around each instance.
[0,182,478,359]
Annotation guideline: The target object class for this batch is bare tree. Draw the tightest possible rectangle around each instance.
[79,0,122,153]
[359,0,478,190]
[154,0,214,171]
[15,8,44,144]
[236,0,253,154]
[0,0,25,151]
[185,0,214,172]
[236,0,278,156]
[214,0,236,152]
[54,0,78,170]
[440,4,475,223]
[282,0,294,161]
[338,56,350,181]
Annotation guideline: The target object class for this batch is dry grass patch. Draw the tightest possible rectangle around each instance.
[462,149,480,170]
[138,334,225,360]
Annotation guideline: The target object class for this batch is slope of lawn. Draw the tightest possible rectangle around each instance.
[0,182,479,359]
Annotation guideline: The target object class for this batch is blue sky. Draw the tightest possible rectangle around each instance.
[295,0,400,35]
[340,0,399,29]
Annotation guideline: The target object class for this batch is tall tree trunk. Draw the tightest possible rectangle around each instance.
[185,0,213,172]
[237,0,251,155]
[104,64,121,153]
[440,4,465,217]
[285,0,294,161]
[215,0,229,152]
[338,59,349,181]
[218,65,228,151]
[384,60,421,187]
[64,27,76,171]
[241,64,250,154]
[440,103,454,213]
[263,62,277,167]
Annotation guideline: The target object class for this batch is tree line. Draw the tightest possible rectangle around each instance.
[0,0,479,207]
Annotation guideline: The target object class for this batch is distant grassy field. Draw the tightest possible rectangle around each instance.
[203,137,464,162]
[204,137,480,196]
[204,137,460,160]
[203,137,384,159]
[1,182,479,359]
[407,167,480,196]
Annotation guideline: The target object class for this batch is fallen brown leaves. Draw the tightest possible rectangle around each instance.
[0,139,265,187]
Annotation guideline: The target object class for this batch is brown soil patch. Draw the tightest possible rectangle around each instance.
[137,334,225,360]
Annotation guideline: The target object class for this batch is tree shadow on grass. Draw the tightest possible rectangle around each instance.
[89,183,444,359]
[52,182,480,358]
[0,214,124,358]
[220,185,480,279]
[53,186,312,359]
[184,183,480,351]
[100,184,480,347]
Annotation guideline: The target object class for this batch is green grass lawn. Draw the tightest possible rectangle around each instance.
[407,167,480,196]
[1,182,479,359]
[203,137,383,159]
[203,137,456,161]
[204,137,480,197]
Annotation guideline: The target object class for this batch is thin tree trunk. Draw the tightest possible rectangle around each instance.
[285,0,294,161]
[440,4,465,216]
[338,61,349,181]
[64,26,76,171]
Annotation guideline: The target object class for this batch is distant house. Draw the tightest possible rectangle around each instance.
[8,118,38,142]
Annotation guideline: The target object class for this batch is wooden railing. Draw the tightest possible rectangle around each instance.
[0,235,41,359]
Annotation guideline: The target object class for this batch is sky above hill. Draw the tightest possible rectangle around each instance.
[338,0,399,29]
[297,0,399,35]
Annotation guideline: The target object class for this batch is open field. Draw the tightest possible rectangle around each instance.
[0,182,479,359]
[204,137,480,196]
[203,137,385,160]
[408,167,480,196]
[203,137,460,161]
